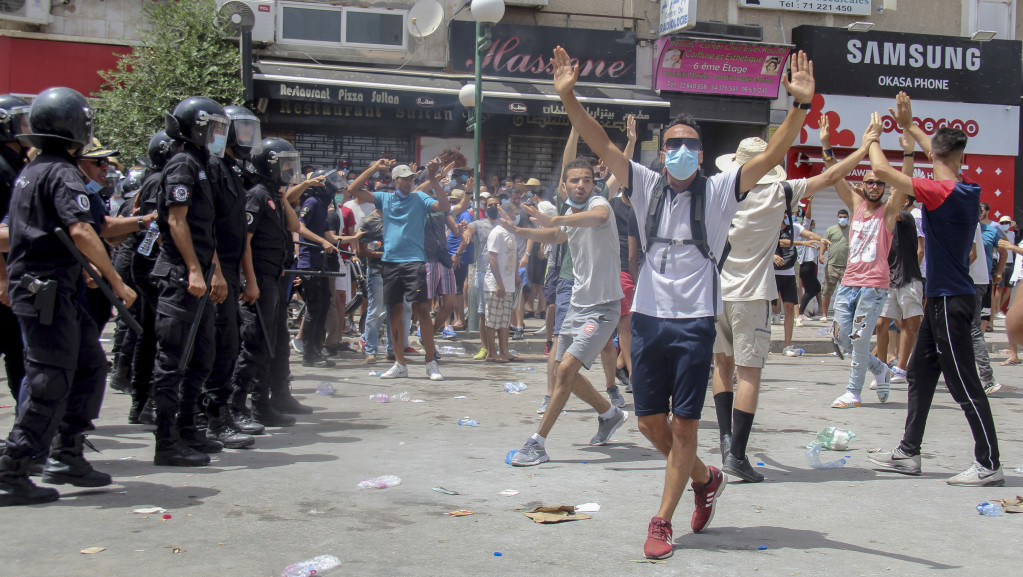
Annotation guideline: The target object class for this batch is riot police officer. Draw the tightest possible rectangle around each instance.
[0,94,29,402]
[201,105,261,447]
[150,96,230,467]
[297,168,344,369]
[0,87,136,506]
[107,167,146,394]
[231,137,302,428]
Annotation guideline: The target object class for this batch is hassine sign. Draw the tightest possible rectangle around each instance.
[793,25,1021,106]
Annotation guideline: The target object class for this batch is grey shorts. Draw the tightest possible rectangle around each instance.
[555,300,621,369]
[880,279,924,320]
[713,300,772,368]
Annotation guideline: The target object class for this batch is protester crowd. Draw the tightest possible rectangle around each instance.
[0,47,1016,563]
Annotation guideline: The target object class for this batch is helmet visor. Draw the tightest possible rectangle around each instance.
[231,118,262,152]
[204,115,230,157]
[276,150,301,185]
[324,169,345,190]
[10,106,30,138]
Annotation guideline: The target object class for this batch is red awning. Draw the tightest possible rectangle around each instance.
[0,36,130,97]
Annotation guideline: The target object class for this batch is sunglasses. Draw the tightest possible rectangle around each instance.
[863,179,886,188]
[663,137,702,152]
[88,159,109,168]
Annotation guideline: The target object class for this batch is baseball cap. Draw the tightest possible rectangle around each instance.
[391,164,414,178]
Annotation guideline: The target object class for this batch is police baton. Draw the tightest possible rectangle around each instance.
[178,263,216,372]
[253,298,273,356]
[53,227,144,336]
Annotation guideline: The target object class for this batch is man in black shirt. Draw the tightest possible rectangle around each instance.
[0,94,29,403]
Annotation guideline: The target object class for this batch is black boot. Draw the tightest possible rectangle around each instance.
[153,424,210,467]
[1,453,60,507]
[107,357,132,394]
[229,406,266,435]
[27,454,46,477]
[252,403,296,427]
[138,398,156,426]
[179,427,223,454]
[272,391,314,415]
[128,397,144,424]
[207,406,255,449]
[41,434,113,487]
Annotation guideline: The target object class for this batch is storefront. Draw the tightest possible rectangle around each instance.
[255,21,669,185]
[790,25,1022,230]
[653,36,792,171]
[0,36,129,97]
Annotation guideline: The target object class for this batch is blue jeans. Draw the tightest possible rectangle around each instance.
[834,285,889,396]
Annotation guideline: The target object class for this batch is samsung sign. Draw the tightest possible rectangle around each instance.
[793,25,1022,106]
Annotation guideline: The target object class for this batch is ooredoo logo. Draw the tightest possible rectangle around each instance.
[881,115,979,137]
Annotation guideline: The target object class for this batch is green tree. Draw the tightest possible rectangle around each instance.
[93,0,244,163]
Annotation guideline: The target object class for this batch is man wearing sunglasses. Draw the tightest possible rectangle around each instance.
[552,46,815,560]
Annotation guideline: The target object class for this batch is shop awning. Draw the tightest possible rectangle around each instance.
[253,61,670,124]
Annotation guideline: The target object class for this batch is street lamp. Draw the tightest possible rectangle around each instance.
[462,0,504,332]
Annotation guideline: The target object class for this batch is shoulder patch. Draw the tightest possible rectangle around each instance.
[268,199,276,211]
[172,185,189,202]
[198,170,207,181]
[246,212,254,225]
[76,194,91,211]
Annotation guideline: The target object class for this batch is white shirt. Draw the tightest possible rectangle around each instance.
[485,225,517,292]
[343,199,375,228]
[969,223,988,285]
[628,161,741,318]
[911,207,926,278]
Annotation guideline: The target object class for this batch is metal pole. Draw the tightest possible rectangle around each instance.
[467,21,490,332]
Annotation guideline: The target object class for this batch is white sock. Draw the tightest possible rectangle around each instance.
[531,433,546,447]
[599,406,617,420]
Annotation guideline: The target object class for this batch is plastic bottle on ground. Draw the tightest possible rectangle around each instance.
[805,444,847,469]
[508,349,518,357]
[503,382,528,392]
[368,371,381,377]
[440,345,466,356]
[281,554,342,577]
[513,367,536,372]
[370,393,390,403]
[315,382,335,395]
[977,502,1003,517]
[392,391,410,402]
[457,417,479,427]
[817,327,831,336]
[808,427,857,451]
[356,475,402,489]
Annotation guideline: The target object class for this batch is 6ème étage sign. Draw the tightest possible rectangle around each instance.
[449,21,636,85]
[793,25,1022,106]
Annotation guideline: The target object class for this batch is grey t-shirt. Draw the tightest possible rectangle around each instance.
[472,218,495,275]
[561,195,624,307]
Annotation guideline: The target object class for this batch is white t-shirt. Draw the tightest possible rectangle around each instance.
[721,179,808,300]
[911,206,926,278]
[775,221,805,278]
[969,223,988,285]
[1010,238,1023,284]
[561,195,624,307]
[485,225,517,292]
[629,161,741,318]
[343,199,375,228]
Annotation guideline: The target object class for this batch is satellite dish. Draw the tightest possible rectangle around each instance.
[408,0,444,39]
[219,0,256,36]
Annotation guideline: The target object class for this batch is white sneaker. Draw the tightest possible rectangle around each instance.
[984,381,1002,396]
[380,362,408,379]
[946,461,1005,486]
[426,360,444,381]
[995,311,1007,320]
[794,316,805,327]
[819,316,828,323]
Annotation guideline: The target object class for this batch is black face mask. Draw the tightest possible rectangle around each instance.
[486,206,500,220]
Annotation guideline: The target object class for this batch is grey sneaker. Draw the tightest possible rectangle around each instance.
[984,381,1002,396]
[946,461,1005,487]
[380,362,408,379]
[719,434,732,465]
[511,439,549,466]
[536,394,551,414]
[590,407,628,446]
[426,360,444,381]
[607,386,626,408]
[868,447,922,475]
[722,453,765,483]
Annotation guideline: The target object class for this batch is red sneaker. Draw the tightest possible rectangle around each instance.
[691,466,727,532]
[404,346,418,355]
[644,516,673,559]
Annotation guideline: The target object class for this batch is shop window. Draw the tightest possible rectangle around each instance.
[278,2,406,50]
[344,8,407,50]
[279,2,343,45]
[971,0,1015,40]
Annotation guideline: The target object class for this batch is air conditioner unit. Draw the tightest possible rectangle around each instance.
[216,0,276,43]
[504,0,549,7]
[0,0,53,26]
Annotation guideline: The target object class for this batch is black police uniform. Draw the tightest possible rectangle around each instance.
[297,193,332,361]
[107,189,141,394]
[3,151,107,460]
[203,155,247,413]
[150,146,217,447]
[0,144,26,401]
[81,185,114,331]
[127,171,163,422]
[231,181,293,420]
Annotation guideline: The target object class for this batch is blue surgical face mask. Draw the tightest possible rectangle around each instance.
[514,214,521,226]
[664,145,700,180]
[395,190,410,199]
[838,217,849,226]
[86,180,104,195]
[335,194,344,205]
[208,133,227,156]
[783,216,791,225]
[565,196,589,209]
[372,172,380,179]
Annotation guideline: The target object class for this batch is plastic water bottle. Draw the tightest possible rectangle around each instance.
[370,393,390,403]
[391,391,410,402]
[805,444,847,469]
[512,367,536,372]
[977,502,1003,517]
[817,327,832,336]
[440,345,466,356]
[356,475,401,489]
[508,349,518,357]
[315,382,335,395]
[503,382,528,392]
[457,417,478,427]
[368,371,381,377]
[136,221,160,257]
[280,554,341,577]
[807,427,857,451]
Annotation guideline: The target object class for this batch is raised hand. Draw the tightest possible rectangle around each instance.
[551,46,580,96]
[525,203,554,228]
[781,50,815,104]
[373,158,396,172]
[627,114,637,143]
[819,113,831,148]
[889,91,914,128]
[863,112,882,145]
[424,158,441,180]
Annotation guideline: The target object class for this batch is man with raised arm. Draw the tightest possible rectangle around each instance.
[550,46,815,560]
[867,92,1004,487]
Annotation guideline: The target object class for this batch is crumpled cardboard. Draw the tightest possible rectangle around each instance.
[523,505,592,524]
[994,496,1023,513]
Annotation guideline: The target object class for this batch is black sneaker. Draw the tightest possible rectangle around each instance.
[302,356,335,368]
[722,453,765,483]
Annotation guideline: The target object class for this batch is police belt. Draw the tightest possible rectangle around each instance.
[287,240,356,277]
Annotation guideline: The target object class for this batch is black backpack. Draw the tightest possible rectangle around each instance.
[773,182,797,270]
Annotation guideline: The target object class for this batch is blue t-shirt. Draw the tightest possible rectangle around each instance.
[297,195,329,269]
[980,221,1005,276]
[374,190,437,263]
[447,209,474,265]
[912,178,981,297]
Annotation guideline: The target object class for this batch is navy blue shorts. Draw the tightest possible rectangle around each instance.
[553,277,574,335]
[630,312,716,420]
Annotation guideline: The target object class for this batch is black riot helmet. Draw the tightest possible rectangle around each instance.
[121,167,145,196]
[251,137,300,188]
[306,168,345,200]
[164,96,229,157]
[18,87,94,152]
[0,95,30,143]
[223,105,261,160]
[145,130,181,170]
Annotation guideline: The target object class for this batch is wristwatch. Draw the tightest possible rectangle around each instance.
[137,216,146,231]
[793,101,812,110]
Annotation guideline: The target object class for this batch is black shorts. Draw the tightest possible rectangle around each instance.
[529,254,546,287]
[454,263,469,294]
[543,266,559,305]
[775,274,798,305]
[382,262,428,305]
